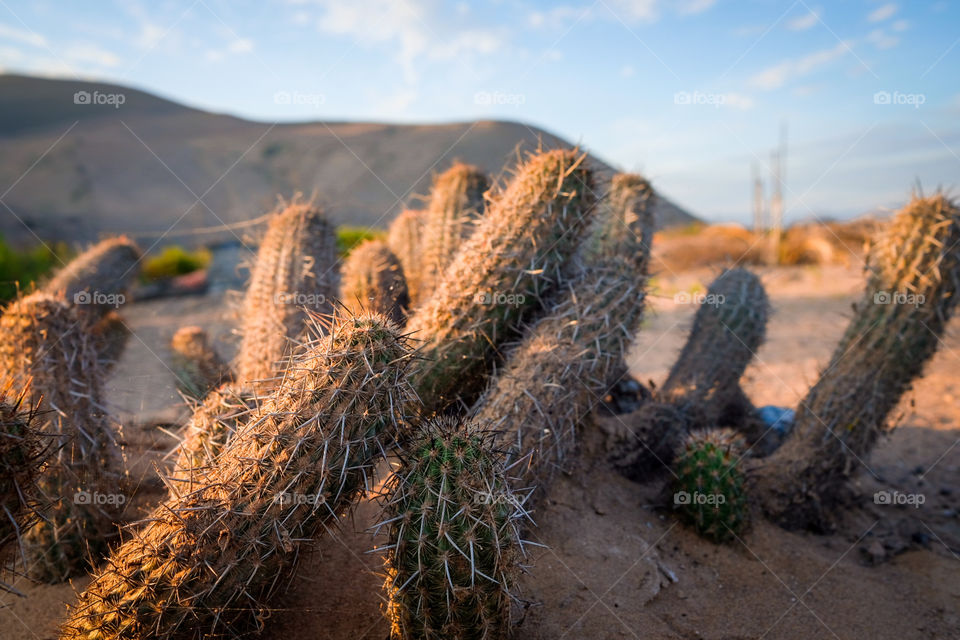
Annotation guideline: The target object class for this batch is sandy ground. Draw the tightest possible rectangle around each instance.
[1,263,958,639]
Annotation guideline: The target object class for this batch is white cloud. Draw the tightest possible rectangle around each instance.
[377,87,418,113]
[749,42,849,90]
[228,38,254,54]
[621,64,635,77]
[528,6,585,30]
[866,28,899,49]
[0,23,47,48]
[677,0,717,15]
[787,7,821,31]
[722,92,755,109]
[891,19,909,31]
[867,3,897,22]
[607,0,659,22]
[0,45,23,62]
[64,42,122,68]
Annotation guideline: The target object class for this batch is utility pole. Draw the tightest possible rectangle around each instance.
[752,162,765,233]
[769,121,787,259]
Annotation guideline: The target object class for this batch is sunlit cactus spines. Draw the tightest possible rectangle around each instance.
[169,325,232,400]
[673,428,749,543]
[236,199,338,385]
[754,193,960,531]
[61,313,415,640]
[42,236,141,311]
[380,416,525,640]
[419,163,488,295]
[339,239,410,326]
[475,173,654,492]
[388,208,429,308]
[406,148,597,412]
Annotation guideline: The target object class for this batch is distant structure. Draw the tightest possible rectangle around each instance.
[751,121,788,256]
[752,162,765,234]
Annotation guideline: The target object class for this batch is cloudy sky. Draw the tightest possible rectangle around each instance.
[0,0,957,223]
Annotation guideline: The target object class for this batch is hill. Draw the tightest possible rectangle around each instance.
[0,74,697,246]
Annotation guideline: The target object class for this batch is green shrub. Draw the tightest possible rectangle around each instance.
[0,236,72,302]
[337,225,386,258]
[142,246,212,281]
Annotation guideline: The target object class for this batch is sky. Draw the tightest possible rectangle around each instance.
[0,0,958,224]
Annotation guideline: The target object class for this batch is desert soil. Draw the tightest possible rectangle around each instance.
[1,263,958,639]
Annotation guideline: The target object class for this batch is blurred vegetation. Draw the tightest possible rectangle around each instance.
[0,235,72,302]
[143,245,212,281]
[337,225,386,258]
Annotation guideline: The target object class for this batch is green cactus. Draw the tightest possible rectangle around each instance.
[754,193,960,531]
[474,173,654,493]
[61,313,415,640]
[406,149,596,412]
[381,417,523,640]
[672,428,748,543]
[419,163,488,295]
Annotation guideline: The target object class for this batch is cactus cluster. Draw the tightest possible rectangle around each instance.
[388,209,428,307]
[169,326,232,400]
[236,200,338,385]
[612,267,769,479]
[61,313,415,640]
[672,429,748,543]
[406,149,596,412]
[380,417,524,640]
[339,239,410,326]
[754,193,960,530]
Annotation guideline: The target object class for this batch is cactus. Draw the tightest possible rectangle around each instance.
[672,428,748,543]
[0,293,119,582]
[388,209,428,307]
[406,149,596,412]
[339,239,410,326]
[0,386,44,580]
[61,313,415,640]
[474,174,654,492]
[236,200,338,385]
[169,326,232,400]
[612,268,769,479]
[419,163,488,294]
[43,236,141,313]
[90,311,130,374]
[380,417,524,640]
[753,194,960,531]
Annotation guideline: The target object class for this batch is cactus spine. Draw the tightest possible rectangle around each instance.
[612,268,769,479]
[0,293,119,582]
[0,386,43,581]
[42,236,141,313]
[388,209,428,307]
[169,326,232,400]
[339,239,410,326]
[672,429,748,543]
[236,200,338,385]
[474,174,654,491]
[61,313,414,640]
[754,194,960,531]
[381,417,523,640]
[406,149,596,412]
[419,163,488,294]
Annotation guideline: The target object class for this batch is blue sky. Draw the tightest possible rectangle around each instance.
[0,0,958,223]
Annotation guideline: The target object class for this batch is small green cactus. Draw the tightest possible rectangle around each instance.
[672,429,748,543]
[381,417,523,640]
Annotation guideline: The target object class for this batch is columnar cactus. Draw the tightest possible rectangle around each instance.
[380,417,524,640]
[236,200,338,385]
[91,311,130,374]
[43,236,141,313]
[406,149,596,412]
[754,194,960,531]
[339,239,410,326]
[419,163,488,294]
[672,429,748,543]
[61,313,415,640]
[169,326,232,400]
[0,386,43,576]
[388,209,428,307]
[612,268,769,479]
[474,174,654,492]
[0,293,119,582]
